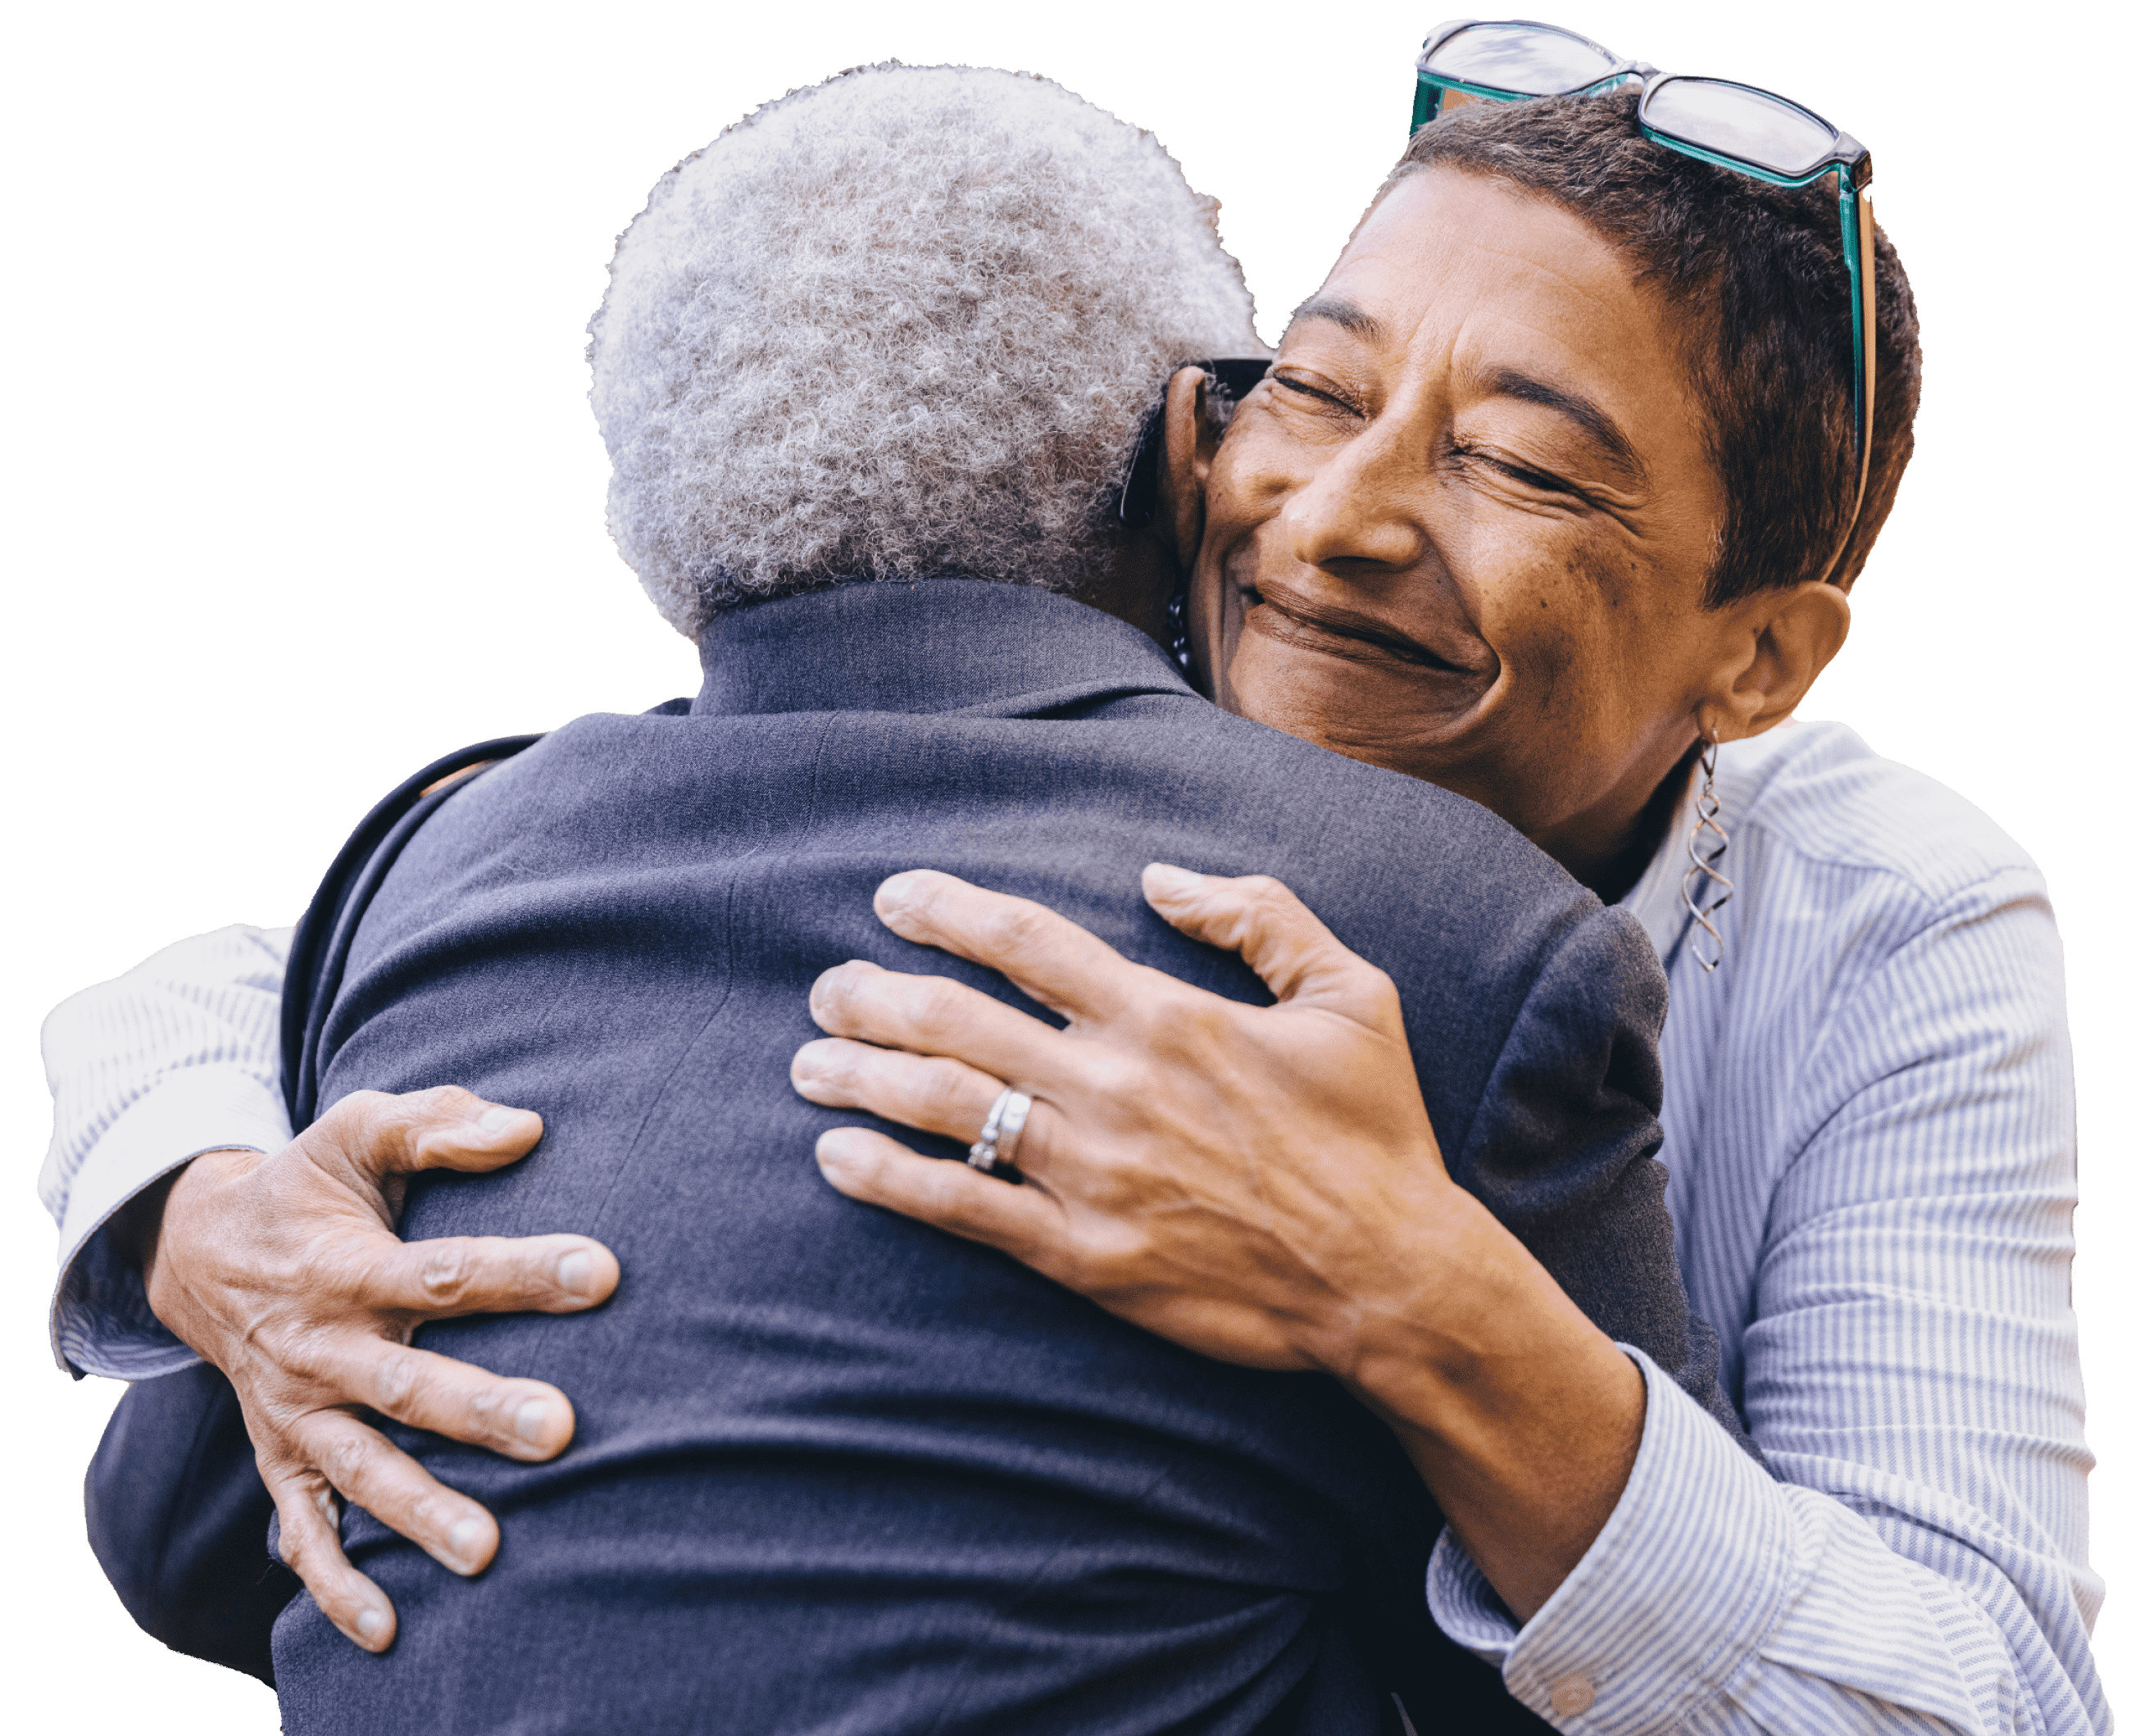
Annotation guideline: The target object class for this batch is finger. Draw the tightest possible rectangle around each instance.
[308,1086,545,1188]
[1142,864,1397,1015]
[292,1408,502,1579]
[418,758,498,798]
[347,1231,620,1324]
[264,1461,398,1652]
[791,1038,1007,1144]
[808,958,1065,1083]
[871,870,1141,1024]
[315,1334,582,1461]
[814,1127,1066,1269]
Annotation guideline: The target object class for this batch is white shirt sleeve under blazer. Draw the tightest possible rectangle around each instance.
[37,720,2106,1734]
[40,922,294,1380]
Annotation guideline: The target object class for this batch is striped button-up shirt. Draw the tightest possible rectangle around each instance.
[39,719,2106,1733]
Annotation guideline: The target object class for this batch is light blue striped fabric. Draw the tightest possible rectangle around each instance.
[39,923,294,1377]
[37,724,2106,1729]
[1429,720,2106,1734]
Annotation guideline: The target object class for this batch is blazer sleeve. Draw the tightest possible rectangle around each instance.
[86,1361,294,1686]
[1449,902,1756,1459]
[70,744,547,1686]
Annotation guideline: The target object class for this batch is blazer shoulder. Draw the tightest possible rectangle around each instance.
[1138,699,1595,910]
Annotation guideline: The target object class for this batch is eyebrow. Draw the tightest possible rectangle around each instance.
[1285,295,1386,344]
[1284,300,1650,484]
[1483,367,1647,481]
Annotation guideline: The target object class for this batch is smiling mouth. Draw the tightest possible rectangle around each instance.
[1240,586,1483,677]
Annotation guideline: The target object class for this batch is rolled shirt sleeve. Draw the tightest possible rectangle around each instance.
[40,924,294,1378]
[1428,846,2107,1734]
[1431,1348,2084,1734]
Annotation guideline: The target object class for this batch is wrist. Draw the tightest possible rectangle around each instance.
[138,1147,268,1344]
[109,1166,184,1279]
[1328,1175,1565,1408]
[1329,1181,1646,1618]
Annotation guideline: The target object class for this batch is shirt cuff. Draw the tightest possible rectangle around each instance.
[49,1064,294,1379]
[1426,1345,1788,1731]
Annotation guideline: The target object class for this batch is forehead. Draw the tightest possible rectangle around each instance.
[1305,167,1683,401]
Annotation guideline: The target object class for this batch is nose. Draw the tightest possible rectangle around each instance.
[1281,425,1431,577]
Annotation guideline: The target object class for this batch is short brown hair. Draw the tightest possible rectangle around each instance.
[1386,89,1920,604]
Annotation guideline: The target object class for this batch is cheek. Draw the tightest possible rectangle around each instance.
[1502,547,1710,807]
[1478,547,1606,711]
[1567,539,1700,721]
[1465,545,1678,813]
[1204,414,1310,534]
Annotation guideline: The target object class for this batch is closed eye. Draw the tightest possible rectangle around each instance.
[1270,371,1361,416]
[1461,447,1594,505]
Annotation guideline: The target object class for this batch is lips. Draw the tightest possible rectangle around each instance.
[1238,579,1491,682]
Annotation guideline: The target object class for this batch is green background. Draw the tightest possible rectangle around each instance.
[8,0,2131,1720]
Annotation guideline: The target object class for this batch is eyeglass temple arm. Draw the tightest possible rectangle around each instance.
[1855,185,1876,516]
[1411,77,1443,134]
[1821,175,1875,584]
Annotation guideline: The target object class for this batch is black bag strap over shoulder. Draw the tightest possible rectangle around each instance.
[280,734,544,1131]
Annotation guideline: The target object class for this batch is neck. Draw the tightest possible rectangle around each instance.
[1536,747,1700,902]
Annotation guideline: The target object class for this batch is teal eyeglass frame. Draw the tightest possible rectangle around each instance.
[1411,19,1876,556]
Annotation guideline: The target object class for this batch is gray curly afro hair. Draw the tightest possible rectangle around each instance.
[588,63,1264,638]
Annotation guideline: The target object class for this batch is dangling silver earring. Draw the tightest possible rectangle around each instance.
[1680,730,1733,974]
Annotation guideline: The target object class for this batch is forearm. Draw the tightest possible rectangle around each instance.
[1327,1180,1644,1622]
[1360,1207,2102,1736]
[1429,1355,2107,1735]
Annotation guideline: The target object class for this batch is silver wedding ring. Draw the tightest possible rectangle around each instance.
[968,1086,1033,1178]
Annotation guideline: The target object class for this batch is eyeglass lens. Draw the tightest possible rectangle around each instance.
[1642,78,1838,178]
[1422,22,1618,96]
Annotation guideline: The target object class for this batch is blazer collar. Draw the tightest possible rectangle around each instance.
[693,579,1196,720]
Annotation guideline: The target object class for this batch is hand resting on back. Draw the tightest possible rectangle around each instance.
[120,1085,619,1652]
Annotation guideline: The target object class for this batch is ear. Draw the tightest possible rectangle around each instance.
[1704,580,1852,742]
[1156,366,1220,566]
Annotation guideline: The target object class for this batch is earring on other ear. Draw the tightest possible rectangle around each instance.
[1680,729,1733,974]
[1165,573,1193,674]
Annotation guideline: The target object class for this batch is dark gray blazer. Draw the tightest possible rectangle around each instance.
[95,579,1743,1736]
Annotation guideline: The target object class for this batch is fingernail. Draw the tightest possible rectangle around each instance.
[1144,862,1202,896]
[876,872,924,911]
[477,1106,525,1134]
[449,1516,484,1556]
[809,965,856,1014]
[357,1607,388,1640]
[816,1129,863,1175]
[791,1044,825,1084]
[557,1250,592,1293]
[516,1399,553,1442]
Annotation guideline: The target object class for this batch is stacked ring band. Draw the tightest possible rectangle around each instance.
[968,1087,1034,1176]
